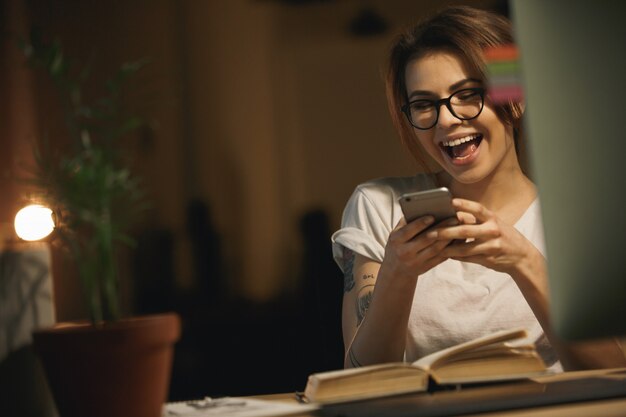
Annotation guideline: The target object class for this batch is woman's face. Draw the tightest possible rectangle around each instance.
[404,51,517,185]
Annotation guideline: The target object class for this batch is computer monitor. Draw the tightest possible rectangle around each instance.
[511,0,626,340]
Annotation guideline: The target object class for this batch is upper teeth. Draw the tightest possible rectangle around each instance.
[442,134,480,147]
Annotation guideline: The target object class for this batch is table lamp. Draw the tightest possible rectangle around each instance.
[0,204,57,417]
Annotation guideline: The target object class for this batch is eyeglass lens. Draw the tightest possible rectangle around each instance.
[406,88,483,129]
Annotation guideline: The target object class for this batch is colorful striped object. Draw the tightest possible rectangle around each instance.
[483,44,523,104]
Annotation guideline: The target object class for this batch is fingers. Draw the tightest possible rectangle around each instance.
[441,239,499,259]
[429,221,501,241]
[452,198,492,223]
[430,216,461,234]
[394,238,450,270]
[402,217,458,259]
[389,216,436,259]
[456,211,477,225]
[392,215,434,241]
[420,236,456,260]
[388,216,456,268]
[442,241,502,271]
[428,200,497,242]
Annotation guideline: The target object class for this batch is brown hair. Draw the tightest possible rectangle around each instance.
[385,5,524,169]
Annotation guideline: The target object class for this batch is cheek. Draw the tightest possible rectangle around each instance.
[481,108,513,146]
[492,119,516,151]
[414,131,435,150]
[414,132,442,162]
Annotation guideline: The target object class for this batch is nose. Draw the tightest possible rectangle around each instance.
[436,102,461,129]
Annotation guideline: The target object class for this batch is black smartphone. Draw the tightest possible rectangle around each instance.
[399,187,456,223]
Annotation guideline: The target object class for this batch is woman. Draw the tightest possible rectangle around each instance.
[332,5,625,371]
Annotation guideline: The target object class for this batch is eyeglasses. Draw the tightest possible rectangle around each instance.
[401,87,485,130]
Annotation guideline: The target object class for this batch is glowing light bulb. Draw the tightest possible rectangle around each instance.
[14,205,55,241]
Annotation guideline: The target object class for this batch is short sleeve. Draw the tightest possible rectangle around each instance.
[331,180,394,271]
[331,175,436,274]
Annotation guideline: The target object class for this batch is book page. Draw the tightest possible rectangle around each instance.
[309,363,408,381]
[412,328,528,372]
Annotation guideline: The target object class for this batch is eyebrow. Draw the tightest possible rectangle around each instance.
[407,78,482,100]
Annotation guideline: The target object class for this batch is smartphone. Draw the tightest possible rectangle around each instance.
[399,187,456,223]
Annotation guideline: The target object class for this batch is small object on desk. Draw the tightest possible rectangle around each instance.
[303,328,548,404]
[163,396,318,417]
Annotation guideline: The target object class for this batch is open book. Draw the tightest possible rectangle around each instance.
[304,328,548,404]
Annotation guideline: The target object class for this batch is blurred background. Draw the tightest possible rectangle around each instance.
[0,0,505,400]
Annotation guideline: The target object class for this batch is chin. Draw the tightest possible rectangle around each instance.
[445,166,489,185]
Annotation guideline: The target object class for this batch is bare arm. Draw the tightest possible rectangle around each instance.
[341,215,457,368]
[341,250,417,368]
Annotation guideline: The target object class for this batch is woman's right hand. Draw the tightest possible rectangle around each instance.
[380,215,459,280]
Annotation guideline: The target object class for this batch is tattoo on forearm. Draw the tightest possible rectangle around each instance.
[362,273,374,280]
[348,347,363,368]
[343,248,355,293]
[356,285,374,325]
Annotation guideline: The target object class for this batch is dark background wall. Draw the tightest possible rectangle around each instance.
[0,0,504,400]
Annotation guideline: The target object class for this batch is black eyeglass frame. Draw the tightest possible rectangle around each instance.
[401,87,486,130]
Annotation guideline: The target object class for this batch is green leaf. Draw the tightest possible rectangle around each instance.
[18,30,151,323]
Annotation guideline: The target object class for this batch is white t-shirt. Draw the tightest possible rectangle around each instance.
[332,174,561,369]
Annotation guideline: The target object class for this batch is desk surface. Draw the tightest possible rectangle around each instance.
[257,368,626,417]
[261,394,626,417]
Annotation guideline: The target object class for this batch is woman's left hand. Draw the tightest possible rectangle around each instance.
[428,198,538,276]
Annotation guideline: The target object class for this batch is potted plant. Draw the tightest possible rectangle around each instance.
[21,31,181,417]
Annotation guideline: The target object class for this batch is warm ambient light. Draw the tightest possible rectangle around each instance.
[14,204,55,241]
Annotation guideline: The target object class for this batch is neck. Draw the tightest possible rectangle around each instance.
[436,158,536,223]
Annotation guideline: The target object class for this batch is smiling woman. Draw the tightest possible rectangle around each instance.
[331,5,626,372]
[404,51,519,184]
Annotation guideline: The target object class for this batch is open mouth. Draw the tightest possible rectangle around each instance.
[440,133,483,160]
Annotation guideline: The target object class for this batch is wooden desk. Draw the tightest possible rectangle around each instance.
[259,394,626,417]
[255,394,626,417]
[256,369,626,417]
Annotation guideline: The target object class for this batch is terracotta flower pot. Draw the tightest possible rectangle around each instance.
[32,312,181,417]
